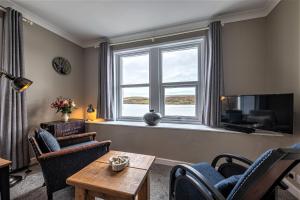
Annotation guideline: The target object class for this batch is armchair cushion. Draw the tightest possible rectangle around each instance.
[191,163,224,185]
[215,175,242,197]
[36,128,61,153]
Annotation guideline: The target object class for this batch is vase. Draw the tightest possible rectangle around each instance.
[143,109,162,126]
[62,113,69,122]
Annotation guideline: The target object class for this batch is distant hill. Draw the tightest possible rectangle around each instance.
[123,97,149,104]
[166,95,195,105]
[123,95,195,105]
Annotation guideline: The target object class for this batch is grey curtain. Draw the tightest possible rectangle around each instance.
[97,41,115,120]
[0,8,29,169]
[200,21,223,127]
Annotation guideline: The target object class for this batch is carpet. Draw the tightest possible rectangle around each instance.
[10,164,297,200]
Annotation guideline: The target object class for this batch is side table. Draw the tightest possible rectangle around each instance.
[0,158,11,200]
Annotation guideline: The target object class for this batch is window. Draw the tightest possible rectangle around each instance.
[115,38,204,122]
[119,52,150,117]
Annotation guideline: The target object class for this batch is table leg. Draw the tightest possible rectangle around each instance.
[138,174,150,200]
[75,187,87,200]
[87,192,95,200]
[0,166,10,200]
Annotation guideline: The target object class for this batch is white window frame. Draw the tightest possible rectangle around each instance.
[114,37,205,123]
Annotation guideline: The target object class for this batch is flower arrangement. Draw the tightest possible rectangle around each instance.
[51,97,76,114]
[51,97,76,122]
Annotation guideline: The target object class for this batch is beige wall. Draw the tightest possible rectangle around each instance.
[265,0,300,130]
[23,24,85,132]
[83,47,99,113]
[223,17,268,95]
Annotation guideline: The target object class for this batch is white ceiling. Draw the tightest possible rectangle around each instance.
[8,0,278,47]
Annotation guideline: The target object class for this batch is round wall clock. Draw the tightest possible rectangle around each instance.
[52,57,71,75]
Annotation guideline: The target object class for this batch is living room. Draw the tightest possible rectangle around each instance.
[0,0,300,199]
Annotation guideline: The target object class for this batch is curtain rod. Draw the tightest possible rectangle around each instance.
[96,26,209,47]
[0,5,34,25]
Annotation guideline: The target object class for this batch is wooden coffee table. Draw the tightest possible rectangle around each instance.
[67,151,155,200]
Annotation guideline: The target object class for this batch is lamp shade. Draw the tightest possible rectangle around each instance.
[12,77,33,92]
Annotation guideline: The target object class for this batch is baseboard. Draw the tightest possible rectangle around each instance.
[155,157,191,166]
[284,179,300,199]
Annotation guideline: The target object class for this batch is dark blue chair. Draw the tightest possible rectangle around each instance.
[29,129,111,200]
[170,144,300,200]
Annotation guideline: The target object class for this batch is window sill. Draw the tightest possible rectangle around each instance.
[85,120,286,137]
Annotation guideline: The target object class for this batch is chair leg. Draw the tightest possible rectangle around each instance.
[47,190,53,200]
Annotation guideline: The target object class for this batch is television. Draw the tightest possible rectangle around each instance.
[220,93,293,134]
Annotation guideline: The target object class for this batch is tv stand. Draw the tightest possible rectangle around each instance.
[223,124,255,134]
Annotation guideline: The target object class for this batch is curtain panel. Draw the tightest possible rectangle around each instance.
[200,21,224,127]
[97,41,115,120]
[0,8,29,170]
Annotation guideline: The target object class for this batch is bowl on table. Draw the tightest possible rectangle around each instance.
[109,156,129,172]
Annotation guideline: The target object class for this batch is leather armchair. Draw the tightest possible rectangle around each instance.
[29,131,111,200]
[170,144,300,200]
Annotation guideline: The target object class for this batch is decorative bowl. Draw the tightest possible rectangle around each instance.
[109,156,129,172]
[143,109,162,126]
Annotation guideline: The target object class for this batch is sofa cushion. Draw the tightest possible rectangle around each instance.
[215,175,242,197]
[36,128,61,153]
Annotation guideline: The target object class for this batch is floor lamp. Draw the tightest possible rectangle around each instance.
[0,70,33,187]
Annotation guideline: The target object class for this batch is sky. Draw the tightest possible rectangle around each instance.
[121,47,198,98]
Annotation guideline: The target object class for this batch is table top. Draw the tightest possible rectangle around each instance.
[67,151,155,198]
[96,150,155,170]
[0,158,11,168]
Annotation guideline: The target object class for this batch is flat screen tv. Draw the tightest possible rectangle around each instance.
[220,93,293,134]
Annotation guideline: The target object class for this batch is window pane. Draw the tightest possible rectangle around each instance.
[164,87,196,116]
[121,53,149,85]
[122,87,149,117]
[162,47,198,83]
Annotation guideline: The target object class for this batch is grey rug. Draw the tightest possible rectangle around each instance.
[10,164,296,200]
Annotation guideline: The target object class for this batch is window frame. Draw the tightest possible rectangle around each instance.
[114,37,205,123]
[115,49,151,120]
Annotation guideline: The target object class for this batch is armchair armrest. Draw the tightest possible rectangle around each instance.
[57,132,96,141]
[39,140,111,160]
[170,164,225,200]
[57,132,97,147]
[211,153,253,168]
[211,153,289,190]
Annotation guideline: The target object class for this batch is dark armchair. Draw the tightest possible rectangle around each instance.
[29,129,111,200]
[170,144,300,200]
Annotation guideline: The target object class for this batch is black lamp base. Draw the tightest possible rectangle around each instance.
[9,175,22,187]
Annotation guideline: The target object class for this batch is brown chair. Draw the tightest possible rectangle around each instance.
[29,129,111,200]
